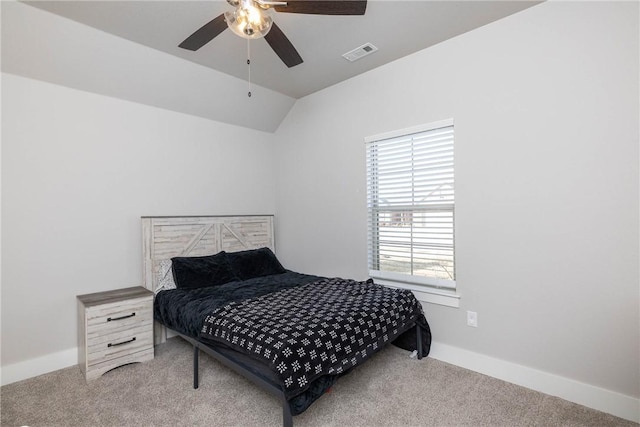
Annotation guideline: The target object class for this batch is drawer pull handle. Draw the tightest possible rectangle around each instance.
[107,313,135,322]
[108,337,136,348]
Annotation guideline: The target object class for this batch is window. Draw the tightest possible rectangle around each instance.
[366,119,455,291]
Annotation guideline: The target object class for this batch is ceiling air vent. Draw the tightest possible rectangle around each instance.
[342,43,378,62]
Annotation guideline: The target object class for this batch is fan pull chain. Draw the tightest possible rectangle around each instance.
[247,39,252,98]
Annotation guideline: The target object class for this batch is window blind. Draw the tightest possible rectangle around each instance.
[366,122,455,289]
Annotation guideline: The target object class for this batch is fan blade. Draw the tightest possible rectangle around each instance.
[264,22,303,68]
[274,0,366,15]
[179,14,227,51]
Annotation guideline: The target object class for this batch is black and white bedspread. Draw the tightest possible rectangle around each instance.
[154,271,323,338]
[199,277,430,399]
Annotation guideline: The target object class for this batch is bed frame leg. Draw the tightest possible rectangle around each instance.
[416,323,423,360]
[193,344,200,389]
[282,400,293,427]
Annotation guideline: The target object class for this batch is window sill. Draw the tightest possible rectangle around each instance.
[373,278,460,308]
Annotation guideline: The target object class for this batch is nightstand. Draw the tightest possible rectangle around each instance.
[77,286,154,380]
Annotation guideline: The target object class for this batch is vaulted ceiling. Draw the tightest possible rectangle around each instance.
[24,1,541,99]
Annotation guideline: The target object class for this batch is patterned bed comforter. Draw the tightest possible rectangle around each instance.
[154,271,323,338]
[199,277,429,399]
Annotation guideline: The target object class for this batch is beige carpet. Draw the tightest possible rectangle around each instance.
[1,337,635,426]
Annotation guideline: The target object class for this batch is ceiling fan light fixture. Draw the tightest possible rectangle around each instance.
[225,0,273,39]
[179,0,367,69]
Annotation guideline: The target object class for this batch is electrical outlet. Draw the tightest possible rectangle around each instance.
[467,311,478,327]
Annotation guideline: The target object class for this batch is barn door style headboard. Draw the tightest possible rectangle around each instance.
[141,215,275,343]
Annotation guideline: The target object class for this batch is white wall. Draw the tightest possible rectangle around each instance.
[275,0,639,418]
[1,73,276,370]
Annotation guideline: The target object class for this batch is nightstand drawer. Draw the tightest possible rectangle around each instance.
[77,286,154,381]
[86,300,152,336]
[87,324,153,366]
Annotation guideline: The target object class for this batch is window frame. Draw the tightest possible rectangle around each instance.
[365,119,459,308]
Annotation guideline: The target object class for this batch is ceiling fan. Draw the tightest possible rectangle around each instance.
[179,0,367,68]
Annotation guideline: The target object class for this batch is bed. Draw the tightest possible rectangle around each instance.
[142,215,431,426]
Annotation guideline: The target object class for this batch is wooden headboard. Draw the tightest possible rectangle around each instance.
[142,215,275,294]
[141,215,275,344]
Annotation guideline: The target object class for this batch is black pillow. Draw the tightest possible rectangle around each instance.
[171,251,239,289]
[226,247,286,280]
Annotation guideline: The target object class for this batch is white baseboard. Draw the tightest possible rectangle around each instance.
[429,341,640,423]
[1,347,78,386]
[2,342,638,423]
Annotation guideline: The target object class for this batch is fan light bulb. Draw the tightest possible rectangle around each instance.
[225,0,272,40]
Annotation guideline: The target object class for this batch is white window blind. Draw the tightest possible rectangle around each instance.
[366,121,455,289]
